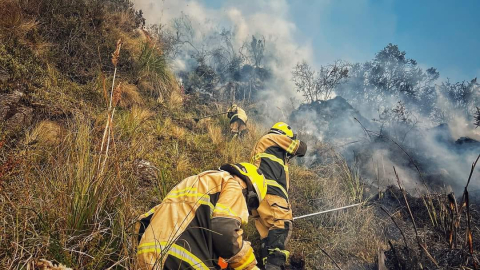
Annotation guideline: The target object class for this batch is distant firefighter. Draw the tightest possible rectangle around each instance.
[227,104,248,137]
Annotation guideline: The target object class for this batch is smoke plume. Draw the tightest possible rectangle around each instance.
[133,0,312,119]
[133,0,480,194]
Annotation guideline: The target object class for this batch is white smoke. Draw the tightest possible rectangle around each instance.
[433,83,480,140]
[132,0,480,194]
[132,0,313,116]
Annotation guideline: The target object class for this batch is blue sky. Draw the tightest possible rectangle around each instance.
[204,0,480,82]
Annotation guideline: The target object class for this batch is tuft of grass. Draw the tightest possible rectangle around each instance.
[171,123,187,140]
[119,83,143,108]
[338,157,364,202]
[135,41,179,100]
[207,122,224,144]
[167,88,184,110]
[175,153,191,178]
[0,0,38,45]
[136,42,167,80]
[25,120,63,148]
[0,0,23,30]
[116,106,154,140]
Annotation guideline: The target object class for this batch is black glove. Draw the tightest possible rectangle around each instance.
[295,141,307,157]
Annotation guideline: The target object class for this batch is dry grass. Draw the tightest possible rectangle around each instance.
[116,106,154,140]
[175,153,191,173]
[0,0,23,29]
[0,2,386,269]
[119,83,143,108]
[287,154,379,269]
[171,124,186,139]
[34,259,72,270]
[1,115,136,269]
[25,120,63,147]
[137,79,155,96]
[0,0,37,43]
[207,122,223,144]
[167,87,184,109]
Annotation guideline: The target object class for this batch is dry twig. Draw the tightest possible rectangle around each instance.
[379,206,409,251]
[394,166,439,267]
[448,193,459,248]
[459,154,480,269]
[354,117,372,141]
[319,247,343,270]
[387,240,402,270]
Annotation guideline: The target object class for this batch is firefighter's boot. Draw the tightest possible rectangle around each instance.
[262,223,291,270]
[265,249,288,270]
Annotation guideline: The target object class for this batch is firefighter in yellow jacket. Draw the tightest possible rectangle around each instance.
[251,122,307,270]
[227,104,248,136]
[136,163,267,270]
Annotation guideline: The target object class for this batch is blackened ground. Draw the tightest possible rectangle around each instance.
[292,96,480,197]
[376,186,479,269]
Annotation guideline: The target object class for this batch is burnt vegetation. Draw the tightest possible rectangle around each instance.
[475,107,480,128]
[0,1,479,270]
[154,14,271,103]
[289,44,479,269]
[293,44,478,126]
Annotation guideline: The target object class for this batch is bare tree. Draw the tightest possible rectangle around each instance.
[292,60,349,103]
[157,14,272,103]
[292,61,317,103]
[318,61,350,100]
[249,35,265,67]
[374,101,418,143]
[154,13,200,59]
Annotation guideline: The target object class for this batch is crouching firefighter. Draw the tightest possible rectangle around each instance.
[227,104,248,137]
[251,122,307,270]
[136,163,267,270]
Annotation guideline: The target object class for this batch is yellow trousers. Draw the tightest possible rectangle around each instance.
[230,119,247,134]
[253,194,292,267]
[253,194,292,239]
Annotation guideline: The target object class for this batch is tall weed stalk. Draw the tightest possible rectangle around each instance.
[98,39,123,175]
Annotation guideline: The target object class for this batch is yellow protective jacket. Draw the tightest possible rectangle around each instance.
[136,170,258,270]
[251,134,306,200]
[228,106,248,124]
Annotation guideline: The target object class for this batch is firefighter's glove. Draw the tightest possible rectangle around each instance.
[295,141,307,157]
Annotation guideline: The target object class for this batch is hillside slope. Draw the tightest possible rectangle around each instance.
[1,1,477,270]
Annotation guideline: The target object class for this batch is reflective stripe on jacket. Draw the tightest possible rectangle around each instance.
[251,134,301,200]
[228,106,248,124]
[136,171,257,270]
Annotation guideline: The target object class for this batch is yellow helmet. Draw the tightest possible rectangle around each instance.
[270,122,295,139]
[219,163,267,206]
[229,104,238,112]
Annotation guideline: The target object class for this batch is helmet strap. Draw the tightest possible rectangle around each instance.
[220,164,259,210]
[246,191,259,211]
